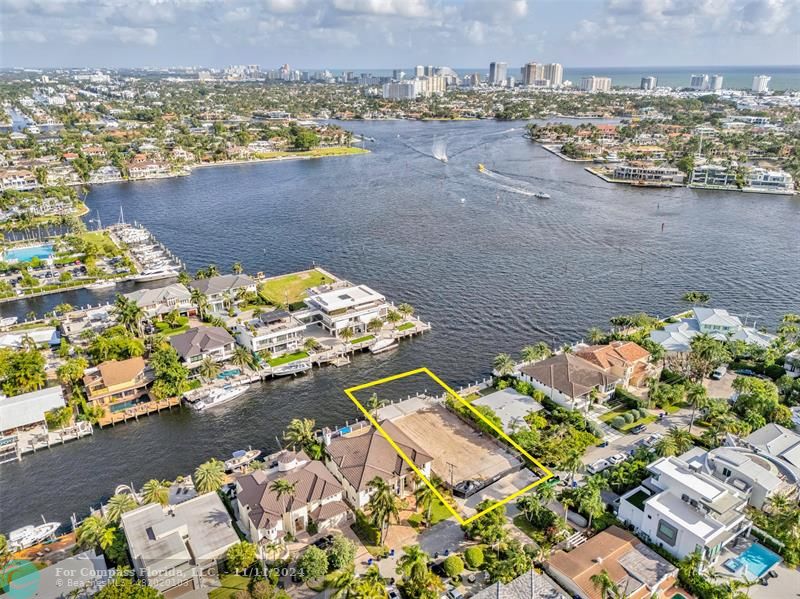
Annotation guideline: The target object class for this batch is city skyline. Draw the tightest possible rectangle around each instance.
[1,0,798,69]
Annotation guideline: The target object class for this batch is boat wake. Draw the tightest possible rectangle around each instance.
[478,165,539,197]
[432,138,448,163]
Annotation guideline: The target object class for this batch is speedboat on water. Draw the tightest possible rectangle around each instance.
[224,448,262,473]
[7,522,61,551]
[534,192,551,199]
[86,280,116,290]
[370,338,398,354]
[192,385,249,411]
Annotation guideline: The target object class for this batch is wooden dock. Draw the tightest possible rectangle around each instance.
[98,396,182,427]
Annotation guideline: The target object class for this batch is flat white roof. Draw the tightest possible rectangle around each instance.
[651,457,725,502]
[307,284,385,312]
[0,386,65,432]
[473,388,544,431]
[647,491,721,541]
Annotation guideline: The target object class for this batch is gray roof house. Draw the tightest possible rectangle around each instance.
[650,307,776,353]
[189,275,257,312]
[169,326,236,367]
[121,492,239,596]
[471,570,569,599]
[12,550,112,599]
[124,283,194,319]
[0,386,66,435]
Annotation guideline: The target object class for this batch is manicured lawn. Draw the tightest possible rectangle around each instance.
[252,147,369,160]
[155,318,190,336]
[600,409,657,432]
[209,574,251,599]
[268,350,309,367]
[408,499,454,528]
[397,322,415,331]
[77,231,120,256]
[259,268,334,306]
[350,522,384,557]
[350,334,375,345]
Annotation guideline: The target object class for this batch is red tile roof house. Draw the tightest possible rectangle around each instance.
[234,450,349,548]
[324,421,433,510]
[575,341,657,388]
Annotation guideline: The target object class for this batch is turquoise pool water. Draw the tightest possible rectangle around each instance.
[3,243,54,263]
[217,369,241,379]
[737,542,781,578]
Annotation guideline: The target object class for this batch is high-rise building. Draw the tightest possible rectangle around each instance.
[392,69,405,81]
[752,75,771,93]
[709,74,724,91]
[640,76,657,90]
[467,73,482,87]
[382,80,421,100]
[424,65,435,76]
[542,63,563,87]
[414,65,424,78]
[521,62,542,85]
[689,74,709,90]
[580,76,611,92]
[489,62,508,86]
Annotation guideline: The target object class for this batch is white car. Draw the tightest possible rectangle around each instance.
[607,452,627,465]
[587,459,611,474]
[644,433,664,448]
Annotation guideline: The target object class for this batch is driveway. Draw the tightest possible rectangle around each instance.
[704,371,737,400]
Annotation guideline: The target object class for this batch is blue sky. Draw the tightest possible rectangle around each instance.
[1,0,798,69]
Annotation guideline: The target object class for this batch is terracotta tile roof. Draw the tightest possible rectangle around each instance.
[576,341,650,370]
[519,354,621,398]
[326,421,433,491]
[91,356,145,387]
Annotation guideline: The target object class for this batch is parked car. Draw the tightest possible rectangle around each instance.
[387,586,401,599]
[312,534,334,550]
[587,459,611,474]
[447,589,465,599]
[607,452,627,465]
[711,365,727,380]
[735,368,757,377]
[630,424,648,434]
[644,433,664,447]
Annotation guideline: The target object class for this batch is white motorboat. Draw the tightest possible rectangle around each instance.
[7,521,60,551]
[224,448,262,473]
[370,338,399,354]
[0,316,18,327]
[86,280,116,290]
[135,268,180,282]
[534,192,551,199]
[271,360,312,377]
[192,385,249,411]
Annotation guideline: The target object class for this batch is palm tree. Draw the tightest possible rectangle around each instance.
[587,327,606,344]
[269,478,297,515]
[589,569,623,599]
[520,342,552,363]
[685,382,709,433]
[303,337,321,352]
[340,326,354,344]
[768,491,791,516]
[357,566,387,598]
[198,356,221,382]
[398,303,414,317]
[330,565,359,598]
[232,346,257,372]
[367,318,384,333]
[654,436,677,457]
[386,309,402,328]
[366,392,386,418]
[141,479,170,506]
[232,261,243,275]
[283,418,316,449]
[112,294,144,336]
[493,353,515,375]
[577,484,605,530]
[190,288,210,320]
[414,474,443,527]
[76,515,115,550]
[367,476,400,544]
[559,449,585,483]
[105,493,138,523]
[396,544,429,577]
[667,426,693,454]
[194,458,226,493]
[207,263,220,277]
[561,496,574,526]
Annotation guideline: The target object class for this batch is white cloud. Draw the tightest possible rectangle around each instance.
[332,0,432,18]
[112,25,158,45]
[263,0,309,13]
[5,30,48,43]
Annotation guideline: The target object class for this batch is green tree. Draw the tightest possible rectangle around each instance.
[194,458,226,493]
[520,342,552,362]
[198,356,221,382]
[226,541,258,572]
[95,574,163,598]
[141,479,170,506]
[269,478,297,514]
[685,382,709,433]
[589,569,623,599]
[296,546,328,582]
[76,515,116,551]
[149,346,190,399]
[414,474,444,527]
[327,534,356,572]
[442,555,464,578]
[232,345,258,371]
[283,417,316,449]
[105,493,138,523]
[367,476,401,544]
[397,303,414,317]
[462,499,507,544]
[493,353,515,375]
[396,544,429,578]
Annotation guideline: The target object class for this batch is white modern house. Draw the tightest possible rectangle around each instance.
[304,282,389,338]
[124,283,194,320]
[650,307,776,353]
[234,450,349,547]
[618,456,750,564]
[233,310,306,357]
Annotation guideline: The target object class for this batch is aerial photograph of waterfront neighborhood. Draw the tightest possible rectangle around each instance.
[0,1,799,598]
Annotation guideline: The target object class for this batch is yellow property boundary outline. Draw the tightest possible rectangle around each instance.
[344,367,554,525]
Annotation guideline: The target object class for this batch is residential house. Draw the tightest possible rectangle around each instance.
[128,160,170,179]
[785,349,800,378]
[12,550,112,599]
[83,357,153,414]
[575,341,655,388]
[304,282,389,338]
[0,386,66,436]
[121,493,239,596]
[0,169,38,191]
[617,456,750,563]
[60,306,116,341]
[472,387,544,433]
[325,421,433,509]
[0,327,60,349]
[124,283,194,321]
[169,326,236,369]
[233,310,306,357]
[471,570,568,599]
[612,162,683,184]
[682,434,800,510]
[516,353,621,410]
[235,450,349,545]
[89,165,123,184]
[189,274,257,314]
[650,307,776,353]
[546,526,677,599]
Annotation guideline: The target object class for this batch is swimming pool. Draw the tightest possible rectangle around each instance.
[736,542,782,578]
[3,243,54,263]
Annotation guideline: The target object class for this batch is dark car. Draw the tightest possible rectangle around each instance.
[630,424,647,434]
[312,534,334,550]
[734,369,757,377]
[430,560,447,578]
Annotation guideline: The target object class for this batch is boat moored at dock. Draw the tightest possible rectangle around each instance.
[7,521,61,551]
[224,448,262,473]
